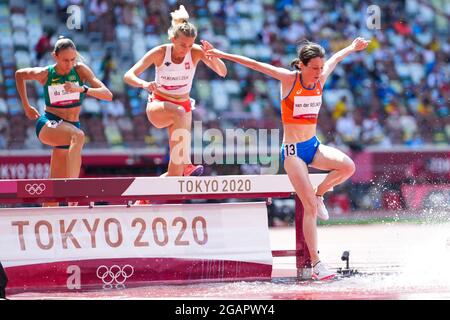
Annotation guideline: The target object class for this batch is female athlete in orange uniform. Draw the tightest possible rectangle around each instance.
[124,5,227,184]
[206,37,369,280]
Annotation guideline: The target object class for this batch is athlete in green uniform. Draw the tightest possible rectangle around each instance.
[15,37,113,205]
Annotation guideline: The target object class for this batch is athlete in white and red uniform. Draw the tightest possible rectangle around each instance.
[153,43,196,107]
[124,5,226,204]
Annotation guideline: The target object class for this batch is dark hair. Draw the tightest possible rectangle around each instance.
[290,40,325,70]
[53,36,84,61]
[53,36,77,55]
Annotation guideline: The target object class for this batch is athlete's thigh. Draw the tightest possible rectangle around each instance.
[176,107,191,129]
[310,144,353,171]
[146,100,186,129]
[283,156,315,199]
[38,121,81,147]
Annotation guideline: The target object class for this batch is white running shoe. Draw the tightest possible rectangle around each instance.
[316,196,329,221]
[312,261,336,281]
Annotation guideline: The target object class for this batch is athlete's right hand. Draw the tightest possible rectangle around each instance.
[205,48,225,59]
[351,37,370,51]
[141,81,160,93]
[24,105,40,120]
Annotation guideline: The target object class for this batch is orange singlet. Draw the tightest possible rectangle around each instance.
[281,72,323,125]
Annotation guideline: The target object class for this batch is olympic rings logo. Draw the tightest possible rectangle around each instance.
[24,183,46,195]
[96,265,134,286]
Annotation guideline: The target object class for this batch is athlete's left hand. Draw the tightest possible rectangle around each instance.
[64,81,83,93]
[351,37,370,51]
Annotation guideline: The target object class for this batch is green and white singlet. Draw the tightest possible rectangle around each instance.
[43,65,85,108]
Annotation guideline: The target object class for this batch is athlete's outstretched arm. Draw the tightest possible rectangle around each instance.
[15,67,48,120]
[206,48,293,83]
[320,37,369,84]
[123,46,163,92]
[196,40,227,77]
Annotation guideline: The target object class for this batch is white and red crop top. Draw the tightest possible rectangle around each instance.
[155,45,196,96]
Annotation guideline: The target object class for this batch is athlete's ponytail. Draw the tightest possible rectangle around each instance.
[291,58,301,70]
[167,5,197,39]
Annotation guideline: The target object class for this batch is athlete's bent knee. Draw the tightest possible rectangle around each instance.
[146,108,168,129]
[71,130,85,147]
[344,160,356,177]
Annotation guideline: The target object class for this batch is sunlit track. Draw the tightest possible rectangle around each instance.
[5,222,450,300]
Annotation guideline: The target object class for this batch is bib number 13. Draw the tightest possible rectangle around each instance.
[284,144,296,157]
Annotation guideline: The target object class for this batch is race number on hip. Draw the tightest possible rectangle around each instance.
[283,143,297,157]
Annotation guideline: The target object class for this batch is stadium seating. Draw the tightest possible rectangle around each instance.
[0,0,448,151]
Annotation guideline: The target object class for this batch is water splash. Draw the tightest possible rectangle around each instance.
[8,222,450,300]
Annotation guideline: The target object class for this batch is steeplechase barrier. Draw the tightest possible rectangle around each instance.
[0,174,328,293]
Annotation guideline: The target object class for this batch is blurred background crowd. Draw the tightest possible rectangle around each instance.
[0,0,448,151]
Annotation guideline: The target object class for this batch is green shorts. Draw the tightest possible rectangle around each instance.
[35,112,81,149]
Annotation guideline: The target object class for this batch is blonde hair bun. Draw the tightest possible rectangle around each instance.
[170,5,189,27]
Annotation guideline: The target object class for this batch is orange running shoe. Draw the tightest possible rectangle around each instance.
[134,199,152,205]
[183,164,204,176]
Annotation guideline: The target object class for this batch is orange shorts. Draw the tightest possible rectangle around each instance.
[149,93,194,112]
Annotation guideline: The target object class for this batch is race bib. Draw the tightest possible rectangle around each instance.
[48,84,80,106]
[283,143,297,158]
[293,95,322,119]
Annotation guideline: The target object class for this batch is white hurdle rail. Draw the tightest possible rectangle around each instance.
[0,174,328,290]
